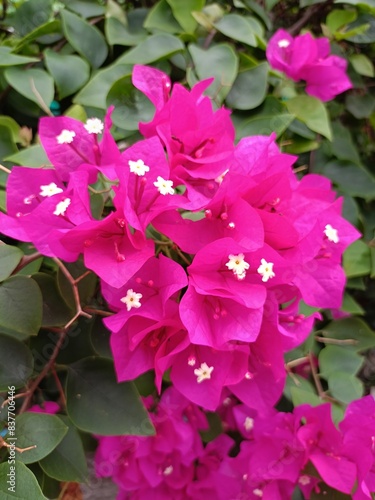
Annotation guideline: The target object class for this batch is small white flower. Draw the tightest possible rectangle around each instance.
[244,416,254,432]
[154,176,175,195]
[194,362,214,383]
[299,475,311,486]
[278,39,290,48]
[324,224,339,243]
[257,259,275,282]
[128,159,150,176]
[226,253,250,278]
[40,182,64,197]
[56,129,75,144]
[253,489,263,498]
[120,289,143,311]
[53,198,71,216]
[84,118,104,135]
[163,466,173,476]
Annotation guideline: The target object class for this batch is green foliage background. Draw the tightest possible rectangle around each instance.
[0,0,374,498]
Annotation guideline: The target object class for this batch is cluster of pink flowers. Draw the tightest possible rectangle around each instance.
[0,62,364,497]
[266,29,353,101]
[0,65,359,413]
[95,388,375,499]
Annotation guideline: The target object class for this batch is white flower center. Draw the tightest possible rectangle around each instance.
[278,39,290,48]
[120,289,143,311]
[244,416,254,432]
[187,356,196,366]
[299,475,311,486]
[215,169,229,184]
[128,159,150,176]
[40,182,64,197]
[163,465,173,476]
[257,259,275,282]
[84,118,104,134]
[226,253,250,279]
[253,489,263,498]
[154,176,175,195]
[194,362,214,383]
[56,129,75,144]
[324,224,339,243]
[53,198,71,216]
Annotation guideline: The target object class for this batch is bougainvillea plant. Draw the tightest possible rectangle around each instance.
[0,1,375,499]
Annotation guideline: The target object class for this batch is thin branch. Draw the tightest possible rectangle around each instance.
[51,366,66,408]
[0,436,36,454]
[309,352,325,399]
[289,0,334,35]
[12,251,42,275]
[30,77,54,117]
[316,336,358,346]
[1,391,30,408]
[53,258,92,329]
[0,163,11,174]
[286,356,309,369]
[83,307,114,317]
[19,329,68,414]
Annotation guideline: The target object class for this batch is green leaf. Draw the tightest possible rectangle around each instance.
[0,116,21,143]
[15,413,68,464]
[0,127,17,177]
[286,95,332,140]
[62,0,105,18]
[290,387,321,407]
[166,0,205,32]
[319,345,363,379]
[63,0,105,18]
[9,0,53,36]
[106,16,149,45]
[106,75,155,130]
[284,374,316,401]
[144,0,183,34]
[226,62,268,110]
[235,113,294,140]
[349,53,374,76]
[106,8,148,45]
[344,240,371,278]
[346,93,375,119]
[31,273,73,327]
[188,43,239,103]
[66,357,155,436]
[13,20,62,52]
[0,245,23,282]
[326,9,357,32]
[5,146,50,168]
[39,416,88,482]
[4,68,54,110]
[0,461,47,500]
[0,276,42,340]
[116,34,184,65]
[323,160,375,200]
[346,13,375,43]
[321,317,375,353]
[44,50,90,99]
[60,9,108,68]
[0,334,34,390]
[74,63,132,109]
[327,371,363,403]
[331,122,361,165]
[342,292,364,315]
[214,14,258,46]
